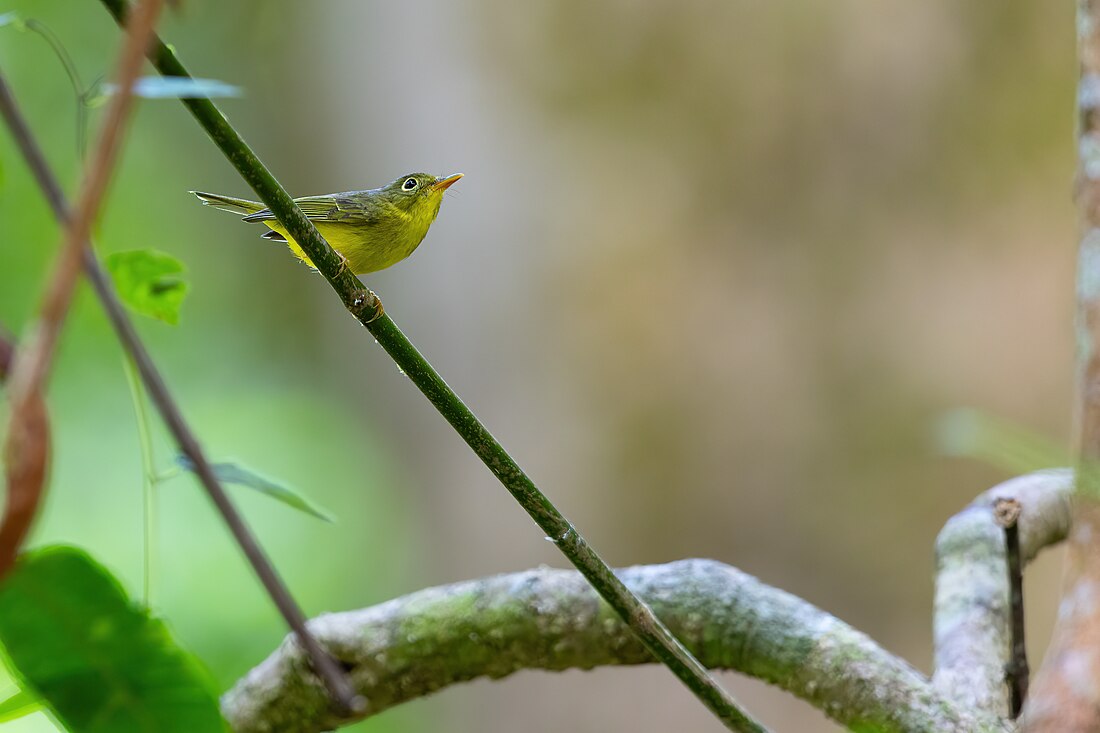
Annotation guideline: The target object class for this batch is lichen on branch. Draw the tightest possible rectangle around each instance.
[223,559,1010,733]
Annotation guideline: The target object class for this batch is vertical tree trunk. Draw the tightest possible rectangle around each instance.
[1021,2,1100,729]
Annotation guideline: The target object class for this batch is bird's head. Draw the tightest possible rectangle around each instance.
[382,172,463,216]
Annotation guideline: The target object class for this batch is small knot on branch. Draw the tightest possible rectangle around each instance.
[346,289,384,324]
[994,498,1022,529]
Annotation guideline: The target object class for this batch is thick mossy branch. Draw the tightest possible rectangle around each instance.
[222,559,1010,733]
[933,470,1072,717]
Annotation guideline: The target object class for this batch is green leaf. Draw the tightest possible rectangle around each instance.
[101,76,242,100]
[0,689,40,723]
[0,546,226,733]
[105,249,189,325]
[175,456,335,522]
[938,409,1100,496]
[936,408,1069,474]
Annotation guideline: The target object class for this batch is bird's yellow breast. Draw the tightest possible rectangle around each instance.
[265,195,442,275]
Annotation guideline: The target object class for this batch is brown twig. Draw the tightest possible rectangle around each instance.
[993,497,1028,717]
[0,389,49,579]
[933,471,1071,717]
[0,0,159,580]
[0,69,361,715]
[0,326,49,579]
[0,325,13,377]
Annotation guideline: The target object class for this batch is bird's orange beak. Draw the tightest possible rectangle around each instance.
[432,173,464,192]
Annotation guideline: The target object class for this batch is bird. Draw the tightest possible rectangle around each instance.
[191,172,462,274]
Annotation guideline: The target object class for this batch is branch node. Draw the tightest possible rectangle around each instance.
[993,497,1022,528]
[347,289,384,324]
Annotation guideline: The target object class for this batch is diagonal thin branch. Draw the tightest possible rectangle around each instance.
[94,3,765,730]
[0,0,160,580]
[222,559,1012,733]
[933,470,1072,718]
[0,70,360,713]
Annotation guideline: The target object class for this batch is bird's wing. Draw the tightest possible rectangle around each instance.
[241,193,380,225]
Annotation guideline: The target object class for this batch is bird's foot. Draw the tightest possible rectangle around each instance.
[334,252,352,279]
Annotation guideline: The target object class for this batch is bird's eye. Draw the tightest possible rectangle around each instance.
[402,177,418,191]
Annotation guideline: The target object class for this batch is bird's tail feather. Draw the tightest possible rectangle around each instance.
[190,191,264,217]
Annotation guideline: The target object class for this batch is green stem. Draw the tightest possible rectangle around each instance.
[123,355,156,606]
[95,2,767,730]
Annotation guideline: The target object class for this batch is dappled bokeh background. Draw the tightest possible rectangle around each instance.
[0,1,1076,731]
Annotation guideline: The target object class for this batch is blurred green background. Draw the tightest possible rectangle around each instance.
[0,1,1077,731]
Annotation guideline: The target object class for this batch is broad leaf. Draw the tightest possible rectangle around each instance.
[175,456,335,522]
[105,249,188,325]
[0,546,226,732]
